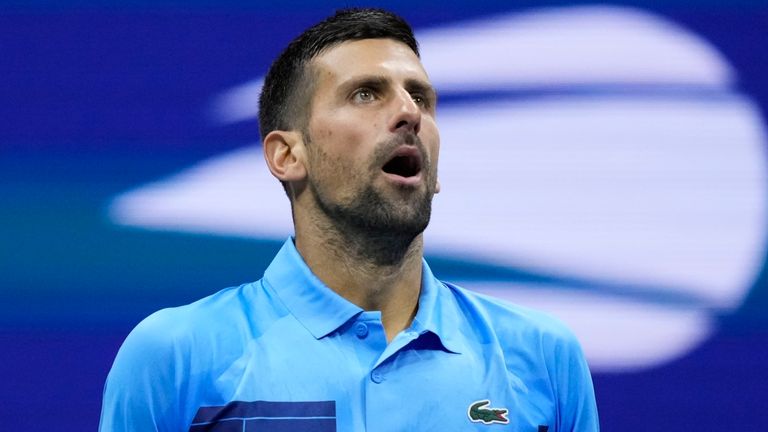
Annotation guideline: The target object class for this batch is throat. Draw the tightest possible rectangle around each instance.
[327,224,420,271]
[299,232,424,342]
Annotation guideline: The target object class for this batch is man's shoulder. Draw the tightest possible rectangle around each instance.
[440,281,581,348]
[101,282,271,430]
[123,281,277,354]
[138,284,249,332]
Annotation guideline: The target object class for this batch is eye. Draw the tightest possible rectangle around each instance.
[352,88,377,103]
[411,93,431,109]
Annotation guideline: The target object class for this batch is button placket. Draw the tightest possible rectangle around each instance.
[354,322,369,339]
[370,369,384,383]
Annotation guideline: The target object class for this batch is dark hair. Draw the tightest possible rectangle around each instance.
[258,8,419,141]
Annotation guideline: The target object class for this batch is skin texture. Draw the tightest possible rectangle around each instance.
[262,39,441,341]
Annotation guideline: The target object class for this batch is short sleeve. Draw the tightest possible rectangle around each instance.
[552,329,600,431]
[99,310,187,432]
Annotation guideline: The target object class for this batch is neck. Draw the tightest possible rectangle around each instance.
[294,215,424,342]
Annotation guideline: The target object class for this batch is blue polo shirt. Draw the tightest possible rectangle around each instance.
[100,238,599,431]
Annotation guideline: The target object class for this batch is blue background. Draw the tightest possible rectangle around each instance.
[2,1,767,430]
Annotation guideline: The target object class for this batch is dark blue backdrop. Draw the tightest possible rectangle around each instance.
[2,1,767,430]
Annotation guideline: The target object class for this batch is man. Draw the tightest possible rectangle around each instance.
[100,8,599,431]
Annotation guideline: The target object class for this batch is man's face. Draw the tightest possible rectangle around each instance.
[302,38,440,239]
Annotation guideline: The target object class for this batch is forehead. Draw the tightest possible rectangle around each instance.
[310,38,430,87]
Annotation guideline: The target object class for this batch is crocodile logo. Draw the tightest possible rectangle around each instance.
[468,399,509,425]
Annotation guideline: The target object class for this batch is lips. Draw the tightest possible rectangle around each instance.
[381,146,423,179]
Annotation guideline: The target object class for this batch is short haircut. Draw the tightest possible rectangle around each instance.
[258,8,419,141]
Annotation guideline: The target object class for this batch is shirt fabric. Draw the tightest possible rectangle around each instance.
[100,238,599,431]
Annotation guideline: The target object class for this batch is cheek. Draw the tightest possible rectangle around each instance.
[310,122,334,141]
[422,122,441,164]
[308,134,366,180]
[313,115,370,152]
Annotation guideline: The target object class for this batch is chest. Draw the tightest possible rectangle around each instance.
[186,320,557,431]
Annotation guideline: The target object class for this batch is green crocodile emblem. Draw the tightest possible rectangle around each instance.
[468,399,509,425]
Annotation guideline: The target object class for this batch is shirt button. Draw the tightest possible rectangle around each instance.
[355,323,369,339]
[370,370,384,383]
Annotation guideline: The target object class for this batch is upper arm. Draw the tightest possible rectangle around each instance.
[550,328,600,432]
[99,311,187,432]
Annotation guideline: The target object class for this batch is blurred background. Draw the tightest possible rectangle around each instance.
[2,0,767,430]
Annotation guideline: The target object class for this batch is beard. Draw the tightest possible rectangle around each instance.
[306,132,437,266]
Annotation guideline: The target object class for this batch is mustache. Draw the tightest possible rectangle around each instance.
[371,132,427,169]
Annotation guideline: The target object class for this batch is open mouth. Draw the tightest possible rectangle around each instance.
[382,149,422,178]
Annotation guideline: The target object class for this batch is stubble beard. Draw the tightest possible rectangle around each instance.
[307,133,436,267]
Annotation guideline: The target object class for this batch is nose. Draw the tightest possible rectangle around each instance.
[389,88,421,135]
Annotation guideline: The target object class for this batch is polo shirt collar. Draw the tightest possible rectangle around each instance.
[411,259,465,354]
[263,238,465,354]
[263,238,363,339]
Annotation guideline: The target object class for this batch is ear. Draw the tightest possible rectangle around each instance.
[262,130,307,183]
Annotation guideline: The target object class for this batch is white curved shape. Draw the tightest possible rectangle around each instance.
[428,95,768,310]
[109,146,293,238]
[210,78,264,125]
[418,5,735,91]
[211,7,735,126]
